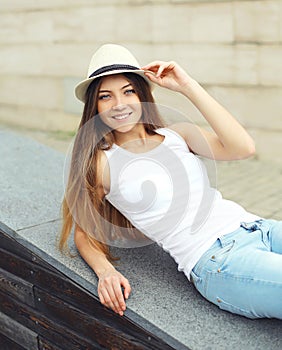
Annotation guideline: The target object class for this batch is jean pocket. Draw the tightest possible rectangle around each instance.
[216,297,257,319]
[190,270,201,286]
[211,240,235,268]
[190,269,211,299]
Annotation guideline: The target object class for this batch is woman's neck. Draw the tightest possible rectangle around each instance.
[113,123,148,146]
[113,124,164,154]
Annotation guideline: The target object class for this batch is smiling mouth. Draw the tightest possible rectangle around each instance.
[111,113,131,120]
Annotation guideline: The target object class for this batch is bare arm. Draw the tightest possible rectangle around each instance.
[74,227,131,316]
[143,61,256,160]
[74,151,131,316]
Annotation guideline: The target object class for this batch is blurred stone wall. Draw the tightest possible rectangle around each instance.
[0,0,281,160]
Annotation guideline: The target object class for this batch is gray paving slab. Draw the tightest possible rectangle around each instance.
[0,127,65,230]
[1,128,282,350]
[216,160,282,220]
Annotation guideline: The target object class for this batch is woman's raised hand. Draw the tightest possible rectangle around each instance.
[142,61,192,93]
[98,267,131,316]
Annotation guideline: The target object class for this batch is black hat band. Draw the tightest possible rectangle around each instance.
[88,64,139,78]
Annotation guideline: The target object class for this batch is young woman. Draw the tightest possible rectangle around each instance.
[60,44,282,319]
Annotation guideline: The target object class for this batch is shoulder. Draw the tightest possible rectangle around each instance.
[167,122,198,138]
[166,122,199,145]
[166,122,206,155]
[168,122,233,160]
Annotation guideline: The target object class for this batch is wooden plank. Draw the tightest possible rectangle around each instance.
[0,228,61,273]
[0,224,36,261]
[0,248,105,316]
[0,248,115,322]
[0,248,137,332]
[0,332,26,350]
[0,311,38,350]
[0,290,105,350]
[0,247,165,347]
[0,267,35,307]
[34,287,145,349]
[0,248,65,287]
[0,248,39,283]
[0,229,178,349]
[38,337,69,350]
[34,287,175,350]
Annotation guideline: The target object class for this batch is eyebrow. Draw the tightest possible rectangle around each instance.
[99,83,132,93]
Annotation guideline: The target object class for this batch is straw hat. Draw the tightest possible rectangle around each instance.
[75,44,153,102]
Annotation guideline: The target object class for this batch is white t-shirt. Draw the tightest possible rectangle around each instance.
[104,128,260,280]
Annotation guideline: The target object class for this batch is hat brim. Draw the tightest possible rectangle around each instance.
[75,69,154,103]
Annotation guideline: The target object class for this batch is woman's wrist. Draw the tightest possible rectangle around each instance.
[96,264,116,279]
[179,78,201,99]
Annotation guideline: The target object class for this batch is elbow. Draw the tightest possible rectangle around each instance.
[236,141,256,160]
[248,142,256,157]
[245,139,256,158]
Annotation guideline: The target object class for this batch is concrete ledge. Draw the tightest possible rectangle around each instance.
[1,127,282,350]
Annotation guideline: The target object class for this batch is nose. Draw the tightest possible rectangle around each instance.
[112,95,126,111]
[112,103,126,111]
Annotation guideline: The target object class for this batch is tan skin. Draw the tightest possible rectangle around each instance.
[74,62,256,316]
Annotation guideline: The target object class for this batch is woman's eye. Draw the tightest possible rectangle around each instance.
[125,89,135,95]
[99,94,110,100]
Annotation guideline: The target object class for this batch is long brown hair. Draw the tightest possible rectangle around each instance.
[59,73,165,260]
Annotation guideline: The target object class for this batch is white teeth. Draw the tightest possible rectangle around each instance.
[112,114,129,120]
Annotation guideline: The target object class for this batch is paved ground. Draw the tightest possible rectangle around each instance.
[216,159,282,221]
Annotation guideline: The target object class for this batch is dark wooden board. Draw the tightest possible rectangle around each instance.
[38,337,61,350]
[0,225,62,274]
[34,286,155,350]
[0,332,27,350]
[0,311,38,350]
[0,248,114,321]
[0,225,182,350]
[0,247,175,349]
[1,291,102,350]
[0,267,35,307]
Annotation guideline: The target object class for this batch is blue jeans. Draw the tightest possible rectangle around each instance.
[191,219,282,319]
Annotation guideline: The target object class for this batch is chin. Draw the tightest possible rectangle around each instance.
[114,123,138,133]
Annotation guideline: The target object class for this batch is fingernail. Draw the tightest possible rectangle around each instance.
[119,311,124,316]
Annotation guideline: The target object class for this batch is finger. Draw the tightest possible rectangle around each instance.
[157,61,176,78]
[144,71,161,84]
[112,283,126,314]
[98,290,115,312]
[99,284,120,313]
[98,290,105,305]
[142,66,159,73]
[120,277,131,300]
[141,60,163,72]
[101,277,120,312]
[106,284,124,314]
[165,61,176,72]
[99,288,117,312]
[156,63,168,78]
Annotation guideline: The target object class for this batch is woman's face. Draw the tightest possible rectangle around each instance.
[97,74,143,133]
